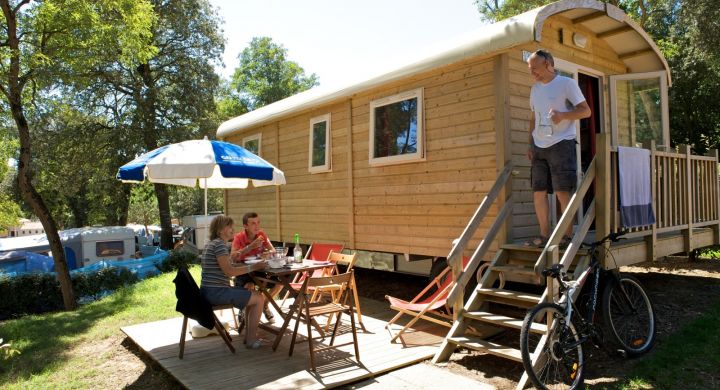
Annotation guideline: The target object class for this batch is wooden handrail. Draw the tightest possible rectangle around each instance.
[445,161,515,308]
[447,199,513,305]
[533,158,596,275]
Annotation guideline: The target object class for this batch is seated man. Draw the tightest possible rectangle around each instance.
[231,212,281,323]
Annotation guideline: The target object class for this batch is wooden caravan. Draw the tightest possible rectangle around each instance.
[218,1,718,385]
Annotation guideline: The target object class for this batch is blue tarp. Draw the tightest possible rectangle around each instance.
[73,251,168,279]
[0,249,168,279]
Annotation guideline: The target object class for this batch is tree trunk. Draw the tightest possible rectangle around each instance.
[14,106,77,310]
[2,0,75,310]
[154,182,173,249]
[137,62,173,249]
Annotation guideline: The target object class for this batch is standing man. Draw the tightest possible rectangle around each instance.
[231,211,279,323]
[526,50,591,247]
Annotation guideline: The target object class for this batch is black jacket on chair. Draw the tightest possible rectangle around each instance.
[173,266,214,329]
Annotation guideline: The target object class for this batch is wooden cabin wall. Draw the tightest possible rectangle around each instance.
[224,55,500,258]
[224,102,352,246]
[350,57,499,257]
[507,14,628,240]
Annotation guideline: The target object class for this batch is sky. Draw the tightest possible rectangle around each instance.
[208,0,488,88]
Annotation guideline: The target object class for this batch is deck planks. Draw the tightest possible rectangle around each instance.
[122,298,444,389]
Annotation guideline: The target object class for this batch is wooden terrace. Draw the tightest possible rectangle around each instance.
[122,298,446,389]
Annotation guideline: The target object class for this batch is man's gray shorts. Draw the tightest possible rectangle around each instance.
[531,139,577,194]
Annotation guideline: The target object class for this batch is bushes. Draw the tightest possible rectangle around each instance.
[0,248,195,320]
[0,267,138,320]
[157,249,198,273]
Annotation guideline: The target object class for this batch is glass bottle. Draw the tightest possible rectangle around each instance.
[293,233,303,263]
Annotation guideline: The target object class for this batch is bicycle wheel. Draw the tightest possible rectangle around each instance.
[601,274,656,357]
[520,303,585,390]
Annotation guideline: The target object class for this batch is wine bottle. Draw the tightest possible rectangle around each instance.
[293,233,302,263]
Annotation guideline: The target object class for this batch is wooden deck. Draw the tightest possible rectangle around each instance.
[122,298,445,389]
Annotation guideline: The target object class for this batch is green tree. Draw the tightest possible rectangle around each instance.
[31,103,132,228]
[88,0,224,249]
[127,182,159,231]
[0,0,156,310]
[231,36,319,110]
[215,78,249,122]
[169,186,223,219]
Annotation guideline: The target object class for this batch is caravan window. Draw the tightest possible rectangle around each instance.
[96,241,124,257]
[308,114,331,173]
[243,133,262,156]
[369,88,424,165]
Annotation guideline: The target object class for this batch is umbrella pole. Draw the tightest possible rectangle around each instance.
[204,178,208,216]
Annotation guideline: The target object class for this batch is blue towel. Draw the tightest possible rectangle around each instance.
[618,146,656,228]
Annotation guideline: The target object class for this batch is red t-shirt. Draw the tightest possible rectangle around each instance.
[231,230,271,260]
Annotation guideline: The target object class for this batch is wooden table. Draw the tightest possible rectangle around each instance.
[248,260,333,351]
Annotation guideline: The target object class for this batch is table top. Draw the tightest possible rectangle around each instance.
[254,260,333,276]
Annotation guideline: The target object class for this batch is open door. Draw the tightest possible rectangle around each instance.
[609,71,670,148]
[549,59,604,228]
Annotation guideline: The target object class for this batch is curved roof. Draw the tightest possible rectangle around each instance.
[218,0,670,138]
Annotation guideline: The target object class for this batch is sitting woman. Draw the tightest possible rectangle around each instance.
[200,215,267,349]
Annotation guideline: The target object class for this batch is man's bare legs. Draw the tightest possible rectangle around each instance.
[556,190,573,237]
[534,190,550,238]
[534,190,573,239]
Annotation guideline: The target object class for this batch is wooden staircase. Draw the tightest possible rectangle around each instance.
[431,158,600,390]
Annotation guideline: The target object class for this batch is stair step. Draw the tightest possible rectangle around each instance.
[448,336,522,362]
[464,311,547,333]
[491,265,537,276]
[476,288,542,307]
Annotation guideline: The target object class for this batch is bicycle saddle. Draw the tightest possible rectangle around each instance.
[541,263,564,277]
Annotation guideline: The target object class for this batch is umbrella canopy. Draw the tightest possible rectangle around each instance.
[117,138,286,214]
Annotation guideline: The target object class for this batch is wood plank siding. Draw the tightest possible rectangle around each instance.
[225,54,500,258]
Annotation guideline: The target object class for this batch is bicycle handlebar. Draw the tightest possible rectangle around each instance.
[584,229,627,248]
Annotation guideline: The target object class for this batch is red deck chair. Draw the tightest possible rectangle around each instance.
[280,243,344,306]
[385,257,469,342]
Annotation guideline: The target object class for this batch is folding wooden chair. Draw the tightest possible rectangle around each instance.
[304,242,345,261]
[280,243,344,306]
[173,267,235,359]
[310,251,364,329]
[384,257,468,342]
[289,270,360,371]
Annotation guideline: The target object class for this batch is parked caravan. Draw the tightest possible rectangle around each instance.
[216,0,717,274]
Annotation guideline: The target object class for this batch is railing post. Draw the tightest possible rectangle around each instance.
[451,252,463,321]
[596,134,612,250]
[644,140,658,261]
[709,149,720,245]
[546,245,559,303]
[681,145,694,254]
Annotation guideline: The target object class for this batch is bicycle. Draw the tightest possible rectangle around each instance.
[519,230,657,390]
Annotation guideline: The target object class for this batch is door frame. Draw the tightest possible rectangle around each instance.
[551,58,605,226]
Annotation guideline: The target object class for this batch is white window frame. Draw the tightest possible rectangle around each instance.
[609,70,670,149]
[242,133,262,156]
[308,113,332,173]
[368,88,425,166]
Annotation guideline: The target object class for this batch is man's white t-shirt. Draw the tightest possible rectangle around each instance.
[530,75,586,148]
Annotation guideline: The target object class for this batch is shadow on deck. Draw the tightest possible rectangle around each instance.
[121,298,445,389]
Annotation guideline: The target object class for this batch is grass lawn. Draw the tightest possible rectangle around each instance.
[0,266,200,389]
[2,264,719,389]
[617,298,720,390]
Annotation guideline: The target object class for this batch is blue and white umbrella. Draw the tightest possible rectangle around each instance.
[117,137,285,214]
